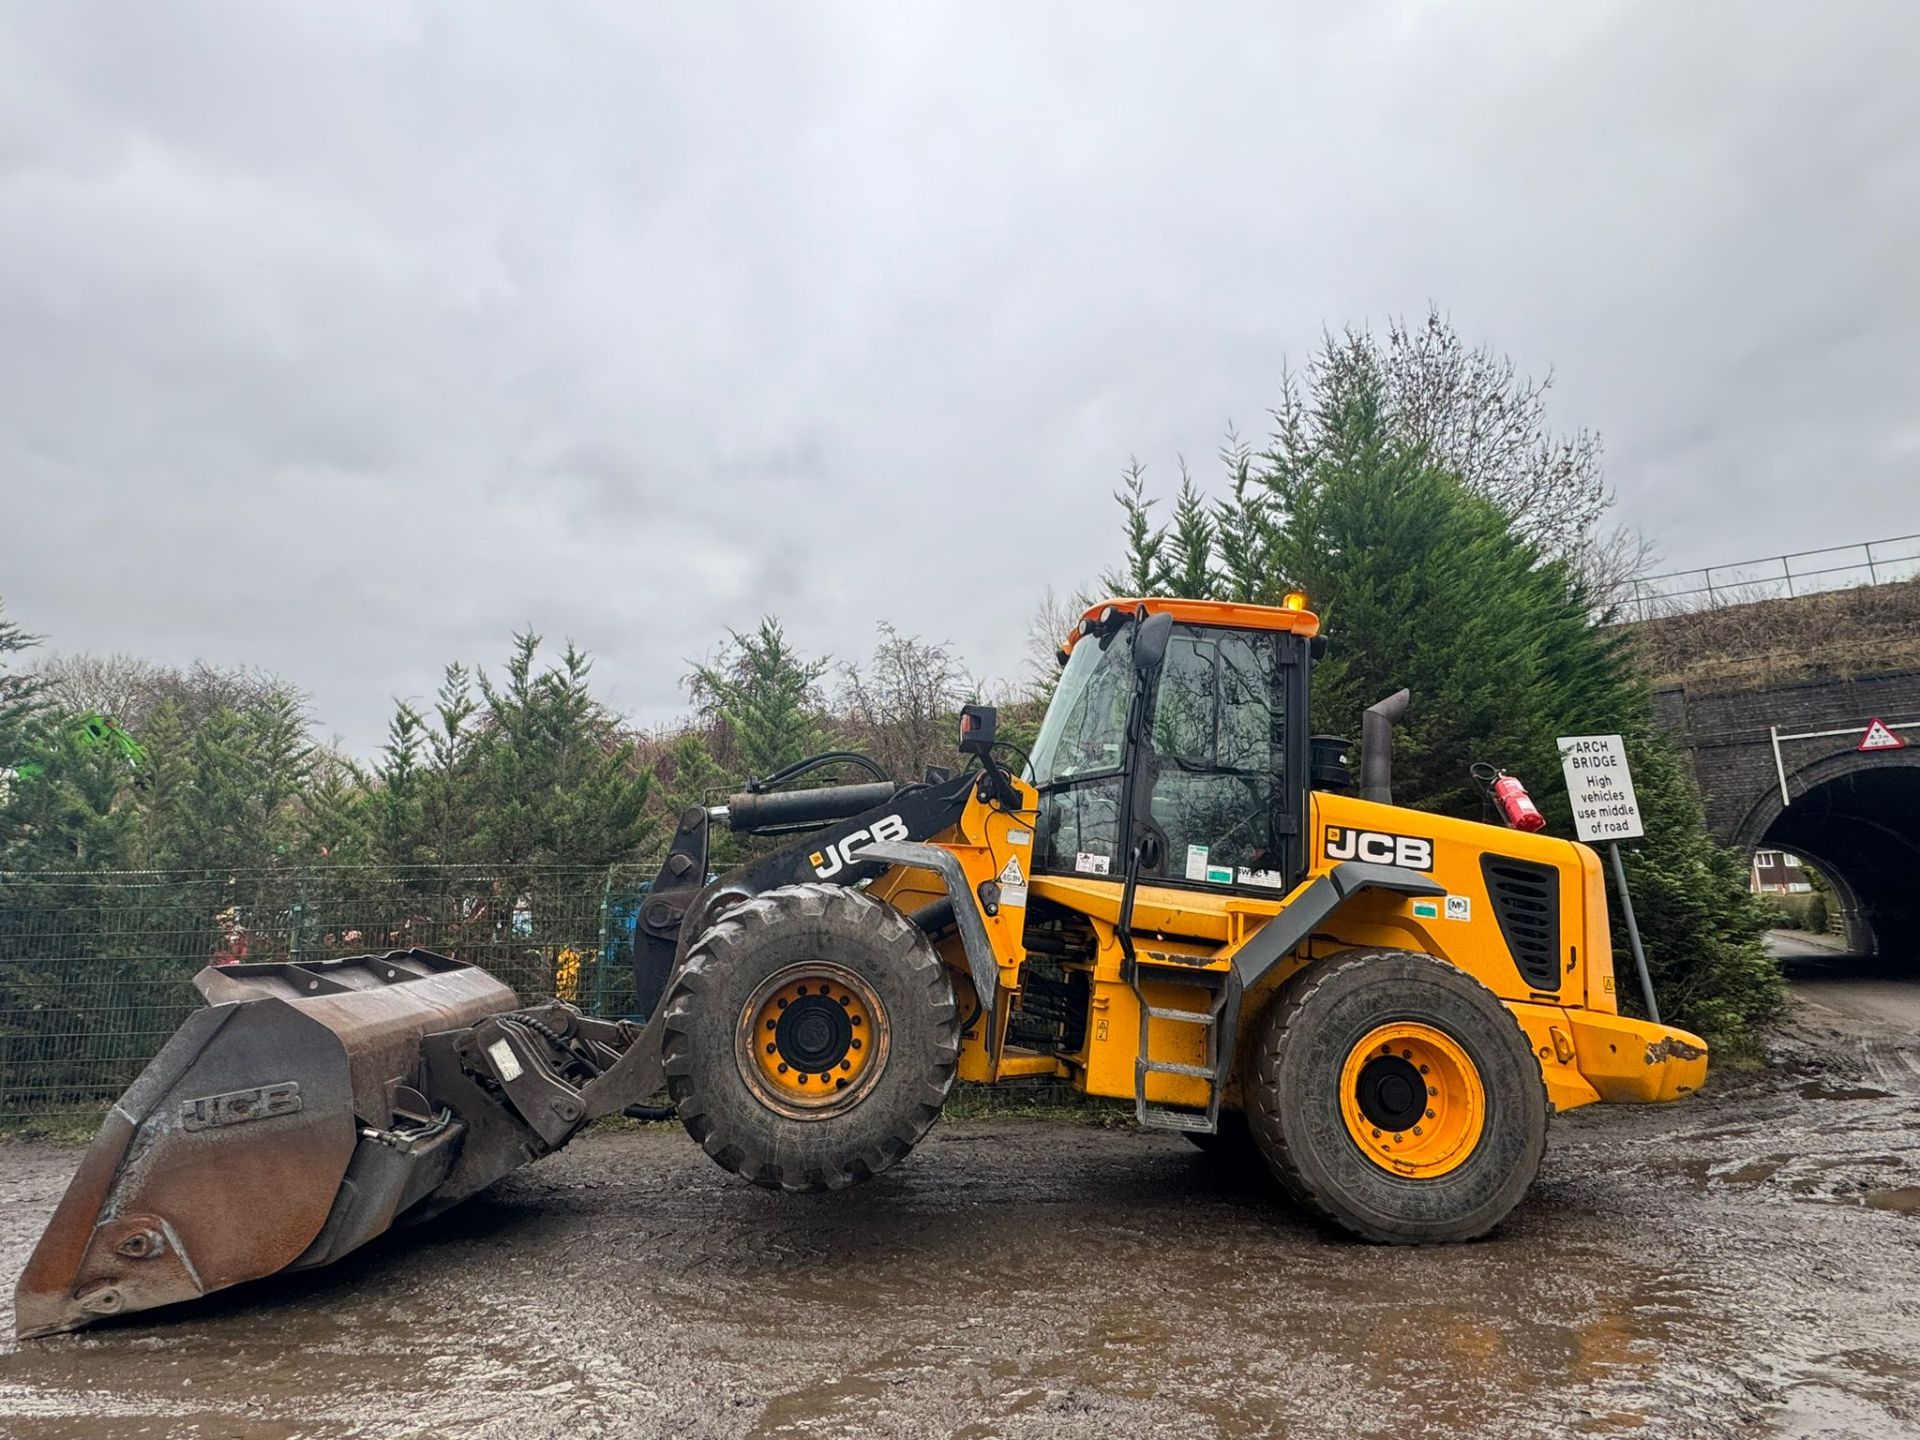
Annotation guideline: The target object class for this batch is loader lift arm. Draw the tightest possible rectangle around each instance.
[630,753,1018,1024]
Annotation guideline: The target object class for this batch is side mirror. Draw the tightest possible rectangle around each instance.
[957,704,997,757]
[1132,610,1173,675]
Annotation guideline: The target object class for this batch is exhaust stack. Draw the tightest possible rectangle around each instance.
[1359,690,1411,805]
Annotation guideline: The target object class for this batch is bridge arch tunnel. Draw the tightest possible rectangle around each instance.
[1737,750,1920,959]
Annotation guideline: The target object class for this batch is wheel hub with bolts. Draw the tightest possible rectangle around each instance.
[736,962,887,1119]
[1338,1021,1486,1178]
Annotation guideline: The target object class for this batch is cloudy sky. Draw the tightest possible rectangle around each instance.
[2,3,1915,753]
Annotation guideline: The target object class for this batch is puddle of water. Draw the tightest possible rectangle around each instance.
[0,1283,612,1440]
[1862,1186,1920,1215]
[971,1250,1723,1439]
[1797,1082,1893,1102]
[1774,1381,1906,1440]
[1722,1158,1787,1185]
[1568,1410,1652,1435]
[1795,1185,1920,1215]
[1656,1154,1794,1192]
[752,1367,893,1438]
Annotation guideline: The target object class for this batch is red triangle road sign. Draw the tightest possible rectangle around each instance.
[1858,717,1908,752]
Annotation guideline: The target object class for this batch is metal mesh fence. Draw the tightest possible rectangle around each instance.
[0,863,660,1123]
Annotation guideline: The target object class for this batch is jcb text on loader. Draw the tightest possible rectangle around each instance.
[17,596,1708,1337]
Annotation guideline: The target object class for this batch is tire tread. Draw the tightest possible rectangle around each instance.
[1245,949,1548,1243]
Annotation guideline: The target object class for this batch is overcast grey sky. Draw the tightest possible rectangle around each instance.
[2,3,1916,754]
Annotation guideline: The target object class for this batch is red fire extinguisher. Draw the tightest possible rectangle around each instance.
[1473,763,1547,832]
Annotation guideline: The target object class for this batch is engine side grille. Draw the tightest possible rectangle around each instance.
[1480,855,1561,993]
[1007,954,1089,1055]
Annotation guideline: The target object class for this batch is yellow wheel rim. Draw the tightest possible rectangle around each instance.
[735,963,888,1120]
[1338,1022,1486,1178]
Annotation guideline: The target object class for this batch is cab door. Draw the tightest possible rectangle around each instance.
[1139,625,1308,895]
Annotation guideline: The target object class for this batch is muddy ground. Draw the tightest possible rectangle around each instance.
[2,985,1917,1440]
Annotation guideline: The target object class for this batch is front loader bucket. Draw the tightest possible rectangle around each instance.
[15,949,519,1338]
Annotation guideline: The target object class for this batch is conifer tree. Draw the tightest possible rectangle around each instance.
[360,639,659,876]
[1106,335,1782,1041]
[1108,461,1169,596]
[0,599,42,768]
[688,618,828,781]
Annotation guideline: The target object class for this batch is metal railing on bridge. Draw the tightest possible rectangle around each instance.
[1627,534,1920,622]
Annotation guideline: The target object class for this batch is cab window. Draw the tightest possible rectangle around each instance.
[1029,624,1133,876]
[1030,619,1289,889]
[1147,627,1281,885]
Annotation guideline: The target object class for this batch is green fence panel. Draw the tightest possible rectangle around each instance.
[0,862,660,1123]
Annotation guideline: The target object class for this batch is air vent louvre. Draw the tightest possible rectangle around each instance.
[1480,855,1561,992]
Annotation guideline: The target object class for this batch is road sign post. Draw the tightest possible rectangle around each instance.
[1604,844,1658,1026]
[1557,735,1659,1025]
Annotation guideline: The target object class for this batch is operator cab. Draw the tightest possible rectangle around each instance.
[1028,597,1320,897]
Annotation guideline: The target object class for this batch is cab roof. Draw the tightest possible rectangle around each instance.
[1069,596,1322,650]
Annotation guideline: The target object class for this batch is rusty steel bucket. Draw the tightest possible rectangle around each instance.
[15,949,520,1338]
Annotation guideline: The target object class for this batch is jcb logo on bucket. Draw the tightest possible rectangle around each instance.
[810,814,910,879]
[179,1081,303,1132]
[1323,825,1434,871]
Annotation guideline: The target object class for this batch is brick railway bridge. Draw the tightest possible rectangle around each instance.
[1631,546,1920,957]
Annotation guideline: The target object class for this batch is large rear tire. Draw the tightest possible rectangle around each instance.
[1245,949,1547,1242]
[661,884,959,1192]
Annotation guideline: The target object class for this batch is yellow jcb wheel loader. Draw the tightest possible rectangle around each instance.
[16,597,1709,1338]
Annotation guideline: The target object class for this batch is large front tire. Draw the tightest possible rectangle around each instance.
[1246,950,1547,1242]
[661,884,959,1192]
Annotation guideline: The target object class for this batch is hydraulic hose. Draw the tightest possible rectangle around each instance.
[750,750,892,788]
